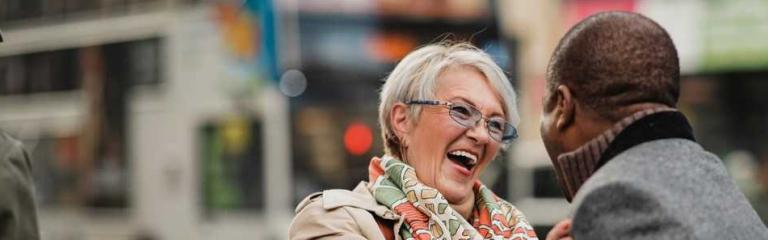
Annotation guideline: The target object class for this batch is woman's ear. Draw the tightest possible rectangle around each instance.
[555,85,575,131]
[390,102,411,141]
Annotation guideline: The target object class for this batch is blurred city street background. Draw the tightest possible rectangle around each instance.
[1,0,768,239]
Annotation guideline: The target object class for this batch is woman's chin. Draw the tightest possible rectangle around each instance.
[434,161,478,204]
[439,182,474,204]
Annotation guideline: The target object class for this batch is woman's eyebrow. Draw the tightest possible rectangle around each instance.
[449,96,505,118]
[449,96,475,107]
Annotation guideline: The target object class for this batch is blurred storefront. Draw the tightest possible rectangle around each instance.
[0,0,767,239]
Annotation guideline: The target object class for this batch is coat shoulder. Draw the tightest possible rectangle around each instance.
[289,186,386,240]
[571,181,695,239]
[573,139,768,239]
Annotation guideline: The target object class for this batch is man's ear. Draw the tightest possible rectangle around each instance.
[555,85,575,130]
[390,102,412,140]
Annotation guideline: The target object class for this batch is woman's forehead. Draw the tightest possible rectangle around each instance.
[434,67,504,115]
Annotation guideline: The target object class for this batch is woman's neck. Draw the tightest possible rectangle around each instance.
[450,194,475,220]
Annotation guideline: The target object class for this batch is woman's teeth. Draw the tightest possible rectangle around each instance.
[449,150,477,164]
[447,150,478,169]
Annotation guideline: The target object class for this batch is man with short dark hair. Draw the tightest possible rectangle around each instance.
[541,11,768,239]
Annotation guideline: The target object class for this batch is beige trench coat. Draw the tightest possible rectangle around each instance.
[289,182,401,240]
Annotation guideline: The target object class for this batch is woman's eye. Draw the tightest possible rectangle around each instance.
[451,106,472,118]
[488,120,504,132]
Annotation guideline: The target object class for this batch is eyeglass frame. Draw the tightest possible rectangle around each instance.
[405,99,518,143]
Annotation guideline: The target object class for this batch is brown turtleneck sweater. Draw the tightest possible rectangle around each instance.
[552,107,677,201]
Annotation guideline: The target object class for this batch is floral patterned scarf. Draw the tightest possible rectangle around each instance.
[368,155,538,240]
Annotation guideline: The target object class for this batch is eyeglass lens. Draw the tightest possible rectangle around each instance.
[448,103,510,142]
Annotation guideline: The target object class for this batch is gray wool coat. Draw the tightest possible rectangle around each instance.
[0,131,40,240]
[570,139,768,240]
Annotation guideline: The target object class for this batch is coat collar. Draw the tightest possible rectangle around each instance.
[553,108,695,201]
[597,110,695,168]
[294,181,398,220]
[322,182,398,220]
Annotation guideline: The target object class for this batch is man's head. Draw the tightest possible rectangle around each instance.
[540,11,680,160]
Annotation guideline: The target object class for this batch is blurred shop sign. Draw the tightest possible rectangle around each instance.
[563,0,636,29]
[213,0,279,98]
[299,0,488,20]
[699,0,768,72]
[643,0,768,73]
[374,0,489,19]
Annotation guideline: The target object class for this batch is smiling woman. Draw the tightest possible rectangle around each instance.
[288,42,538,240]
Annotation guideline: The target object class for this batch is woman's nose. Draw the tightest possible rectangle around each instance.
[465,119,492,144]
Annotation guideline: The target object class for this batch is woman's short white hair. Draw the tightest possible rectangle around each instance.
[379,42,519,157]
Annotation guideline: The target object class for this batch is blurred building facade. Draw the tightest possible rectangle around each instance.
[1,0,767,239]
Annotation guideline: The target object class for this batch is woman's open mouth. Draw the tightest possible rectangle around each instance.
[447,150,478,173]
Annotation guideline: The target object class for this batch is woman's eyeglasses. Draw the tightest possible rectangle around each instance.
[406,100,518,143]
